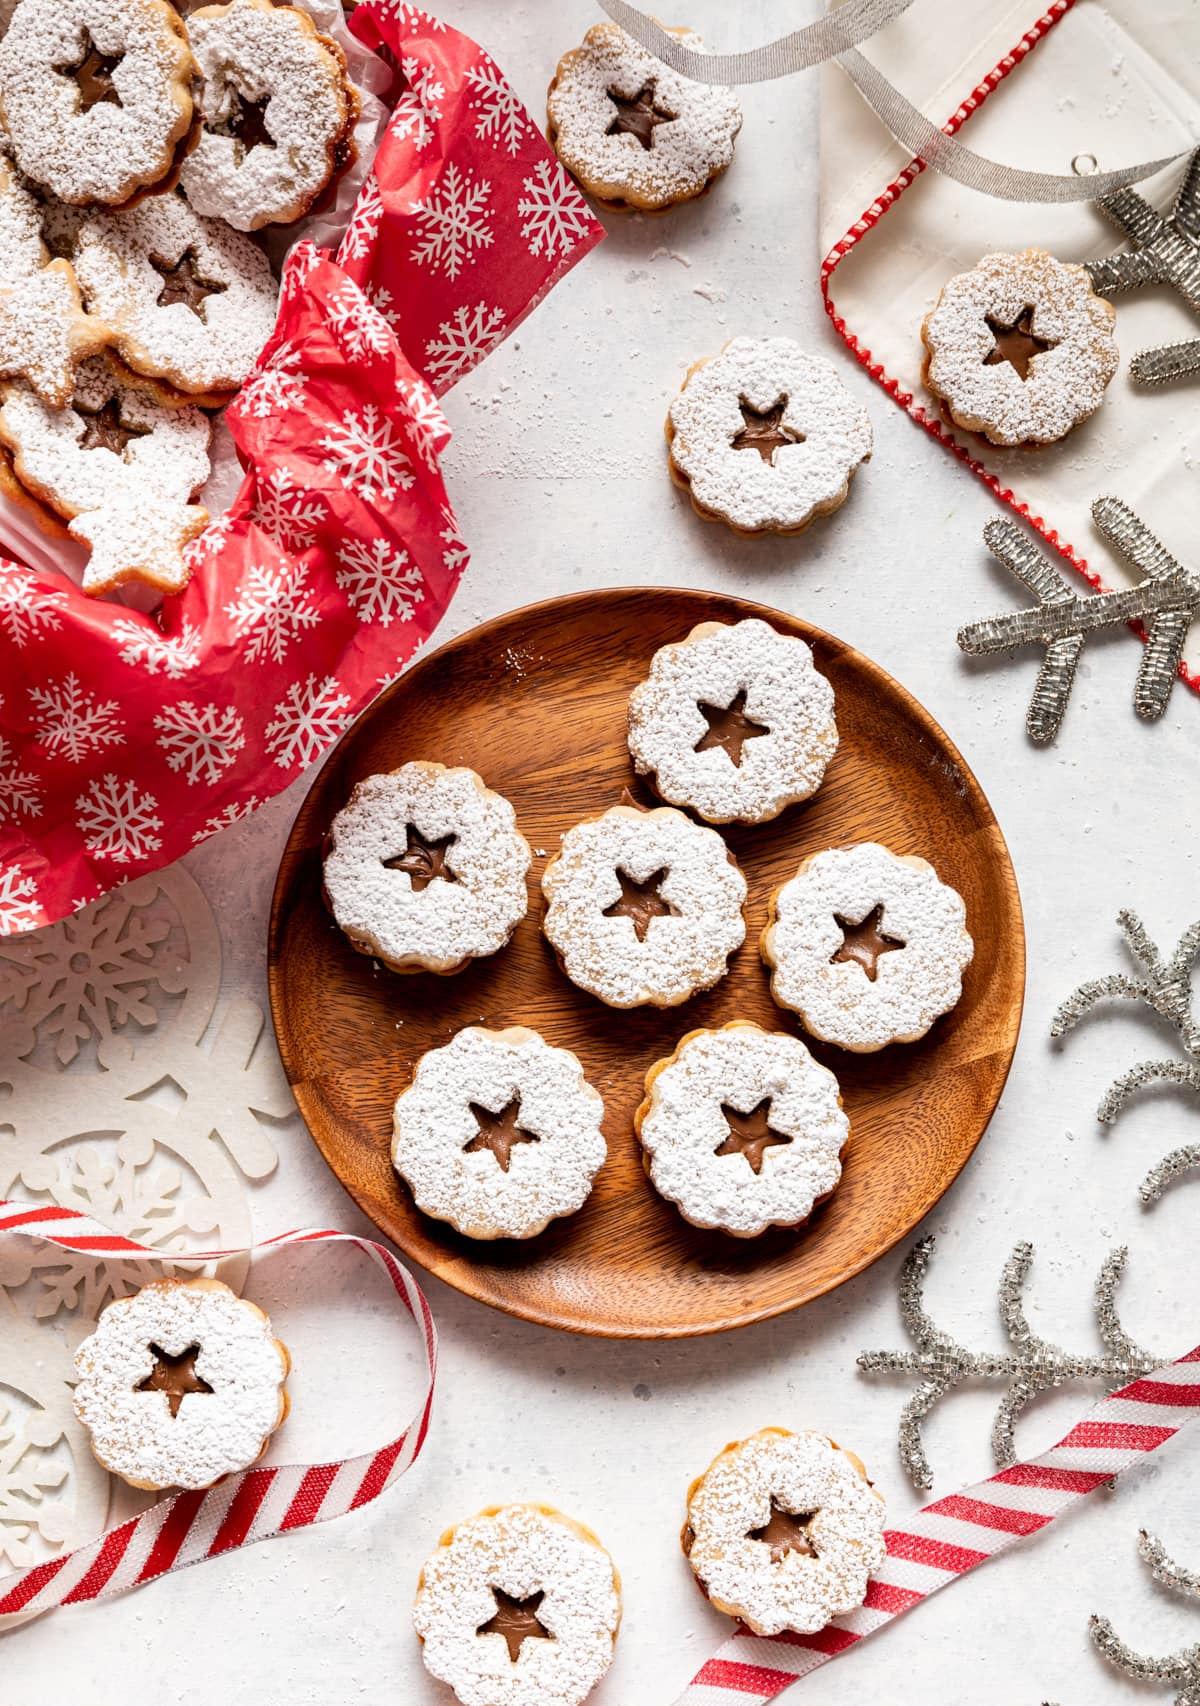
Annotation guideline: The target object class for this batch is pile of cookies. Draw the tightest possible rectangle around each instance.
[0,0,361,595]
[322,616,975,1244]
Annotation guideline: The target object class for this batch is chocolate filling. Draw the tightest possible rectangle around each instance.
[605,78,676,150]
[982,306,1058,381]
[715,1098,791,1175]
[749,1502,818,1563]
[602,865,674,942]
[135,1342,214,1418]
[61,38,123,113]
[477,1589,552,1663]
[383,825,460,893]
[731,398,804,465]
[152,249,229,320]
[222,86,274,155]
[831,904,904,981]
[693,689,769,766]
[463,1097,540,1173]
[78,397,150,456]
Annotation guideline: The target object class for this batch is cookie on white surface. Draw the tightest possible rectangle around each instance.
[682,1427,886,1636]
[73,1276,290,1491]
[541,797,746,1008]
[626,617,838,824]
[761,842,974,1052]
[392,1026,607,1241]
[323,761,532,976]
[922,248,1118,446]
[635,1022,848,1237]
[414,1502,621,1706]
[667,336,872,535]
[547,22,741,212]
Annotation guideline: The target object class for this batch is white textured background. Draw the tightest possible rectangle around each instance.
[7,3,1199,1702]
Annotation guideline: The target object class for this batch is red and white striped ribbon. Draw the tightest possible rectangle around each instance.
[674,1348,1200,1702]
[0,1199,437,1618]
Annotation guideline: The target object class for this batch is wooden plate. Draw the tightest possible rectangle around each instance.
[268,588,1024,1338]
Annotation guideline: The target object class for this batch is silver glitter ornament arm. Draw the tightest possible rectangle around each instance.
[1091,1533,1200,1704]
[1141,1532,1200,1601]
[1131,339,1200,387]
[1051,975,1154,1038]
[1101,1061,1200,1127]
[1140,1140,1200,1203]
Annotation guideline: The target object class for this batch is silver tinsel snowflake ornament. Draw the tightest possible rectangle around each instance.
[957,498,1199,740]
[1053,910,1200,1202]
[859,1236,1163,1490]
[1086,147,1200,387]
[1092,1531,1200,1706]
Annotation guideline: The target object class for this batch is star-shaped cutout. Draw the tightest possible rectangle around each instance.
[477,1589,553,1663]
[228,88,274,154]
[384,825,460,893]
[731,398,805,465]
[982,306,1059,381]
[602,866,674,942]
[748,1502,818,1563]
[152,249,228,320]
[136,1341,214,1418]
[78,397,149,456]
[1086,146,1200,317]
[831,905,905,981]
[694,689,769,766]
[71,495,209,597]
[606,78,676,150]
[463,1097,540,1173]
[60,38,123,113]
[715,1098,792,1175]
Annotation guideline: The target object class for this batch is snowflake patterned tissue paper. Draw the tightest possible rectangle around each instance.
[0,3,602,935]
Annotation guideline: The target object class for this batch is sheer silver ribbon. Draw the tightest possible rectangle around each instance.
[599,0,1195,202]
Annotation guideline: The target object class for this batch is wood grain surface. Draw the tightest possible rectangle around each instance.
[267,587,1025,1338]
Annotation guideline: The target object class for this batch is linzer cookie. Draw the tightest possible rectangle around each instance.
[0,0,198,208]
[542,797,746,1009]
[414,1503,621,1706]
[627,617,838,824]
[392,1026,606,1241]
[72,191,279,395]
[682,1428,886,1636]
[323,761,532,976]
[922,248,1118,446]
[635,1022,848,1238]
[547,22,741,213]
[73,1276,290,1491]
[182,0,360,232]
[667,336,872,535]
[762,842,974,1053]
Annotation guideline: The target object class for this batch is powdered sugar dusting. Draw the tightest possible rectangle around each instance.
[0,0,196,206]
[542,803,746,1009]
[393,1026,606,1240]
[324,761,531,974]
[182,0,355,232]
[638,1024,847,1237]
[627,618,838,824]
[73,1277,288,1490]
[922,248,1118,446]
[548,23,741,211]
[763,843,974,1052]
[668,337,872,533]
[686,1428,886,1636]
[414,1503,620,1706]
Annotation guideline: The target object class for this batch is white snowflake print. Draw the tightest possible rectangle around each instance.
[224,563,322,666]
[112,617,202,679]
[265,675,352,770]
[390,57,445,151]
[0,867,42,931]
[190,795,261,846]
[188,510,237,564]
[517,157,593,261]
[465,58,532,156]
[326,279,394,362]
[0,1399,67,1568]
[409,161,494,281]
[398,379,450,469]
[240,343,307,420]
[336,538,426,627]
[321,404,414,503]
[376,2,446,27]
[282,240,321,301]
[28,673,123,765]
[423,300,507,386]
[0,732,41,822]
[153,701,246,786]
[338,175,383,265]
[251,468,328,551]
[75,775,163,864]
[0,563,66,648]
[368,283,402,331]
[439,504,469,575]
